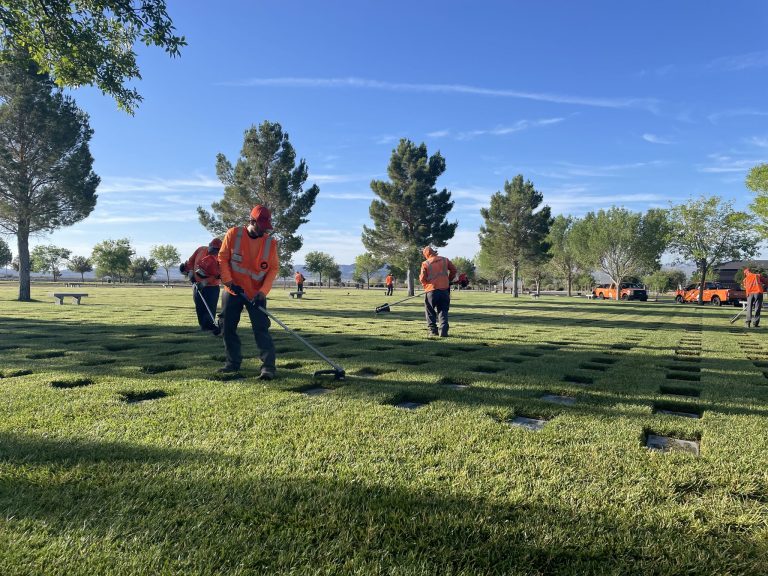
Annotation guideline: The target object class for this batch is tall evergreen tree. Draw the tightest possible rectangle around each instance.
[478,175,552,297]
[362,139,457,295]
[198,121,319,267]
[0,48,98,301]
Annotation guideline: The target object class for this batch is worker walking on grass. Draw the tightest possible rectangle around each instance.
[419,246,456,337]
[180,238,222,335]
[743,267,768,328]
[217,205,279,379]
[295,270,305,292]
[385,273,394,296]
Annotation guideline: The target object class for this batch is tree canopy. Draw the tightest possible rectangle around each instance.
[30,244,70,281]
[304,251,336,286]
[746,163,768,234]
[667,196,758,304]
[129,256,157,283]
[354,253,383,289]
[150,244,181,284]
[91,238,134,282]
[570,207,669,300]
[67,255,92,282]
[478,175,552,297]
[451,256,476,281]
[547,215,580,296]
[362,139,456,295]
[199,121,319,267]
[0,236,10,269]
[0,48,98,300]
[0,0,185,113]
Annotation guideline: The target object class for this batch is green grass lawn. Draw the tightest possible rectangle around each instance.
[1,284,767,575]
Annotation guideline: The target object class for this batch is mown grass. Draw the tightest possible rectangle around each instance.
[1,283,767,575]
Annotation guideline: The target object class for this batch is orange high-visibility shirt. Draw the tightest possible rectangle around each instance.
[744,269,766,295]
[419,256,457,292]
[218,226,279,300]
[185,246,221,287]
[385,275,393,286]
[295,272,304,284]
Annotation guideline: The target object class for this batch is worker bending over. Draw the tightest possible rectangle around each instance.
[180,238,222,335]
[217,205,279,379]
[743,267,768,328]
[419,246,456,337]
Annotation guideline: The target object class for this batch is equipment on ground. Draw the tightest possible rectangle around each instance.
[236,293,345,380]
[375,291,426,314]
[730,303,747,324]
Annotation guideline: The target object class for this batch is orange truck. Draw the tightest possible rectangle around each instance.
[592,282,648,301]
[675,282,745,306]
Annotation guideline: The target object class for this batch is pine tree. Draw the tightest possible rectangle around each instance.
[0,48,98,300]
[198,121,319,267]
[362,139,457,295]
[478,175,552,297]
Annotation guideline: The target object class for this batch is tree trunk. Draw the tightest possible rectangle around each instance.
[567,271,572,297]
[17,222,31,301]
[166,268,170,284]
[512,263,519,297]
[407,269,415,296]
[81,271,85,282]
[698,261,707,305]
[615,276,622,300]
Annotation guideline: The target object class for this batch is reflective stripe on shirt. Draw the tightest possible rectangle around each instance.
[231,229,274,282]
[425,257,448,282]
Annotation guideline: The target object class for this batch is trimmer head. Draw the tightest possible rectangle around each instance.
[313,368,345,380]
[374,304,391,314]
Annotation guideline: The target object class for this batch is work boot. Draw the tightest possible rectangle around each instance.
[745,321,752,328]
[259,367,276,380]
[217,364,240,373]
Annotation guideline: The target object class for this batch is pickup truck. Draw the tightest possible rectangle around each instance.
[592,282,648,301]
[675,282,745,306]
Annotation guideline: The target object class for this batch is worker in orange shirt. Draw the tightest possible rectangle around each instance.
[217,205,279,379]
[743,267,768,328]
[419,246,457,337]
[295,270,305,292]
[180,238,222,334]
[385,273,394,296]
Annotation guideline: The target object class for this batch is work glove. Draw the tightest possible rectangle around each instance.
[194,267,208,278]
[179,263,187,273]
[228,283,244,296]
[253,291,266,304]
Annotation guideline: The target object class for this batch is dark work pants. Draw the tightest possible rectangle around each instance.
[220,290,276,370]
[386,284,393,296]
[747,293,763,326]
[194,285,220,331]
[425,289,451,336]
[297,283,304,293]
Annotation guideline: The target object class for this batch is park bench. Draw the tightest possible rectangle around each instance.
[52,292,88,305]
[289,291,303,299]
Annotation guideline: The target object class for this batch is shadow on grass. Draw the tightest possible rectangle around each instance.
[0,430,764,574]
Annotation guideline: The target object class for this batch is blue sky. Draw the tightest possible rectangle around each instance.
[31,0,768,266]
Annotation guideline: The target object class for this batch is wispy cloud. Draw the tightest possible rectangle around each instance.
[430,118,564,140]
[322,192,374,200]
[98,175,221,194]
[374,134,400,145]
[698,153,765,174]
[747,136,768,148]
[708,109,768,124]
[508,160,667,179]
[709,50,768,71]
[224,77,660,111]
[631,64,676,78]
[310,173,372,184]
[642,133,673,145]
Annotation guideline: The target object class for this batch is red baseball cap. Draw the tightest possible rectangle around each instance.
[250,205,273,229]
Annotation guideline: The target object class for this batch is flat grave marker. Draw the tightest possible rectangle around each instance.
[508,416,548,431]
[645,433,700,456]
